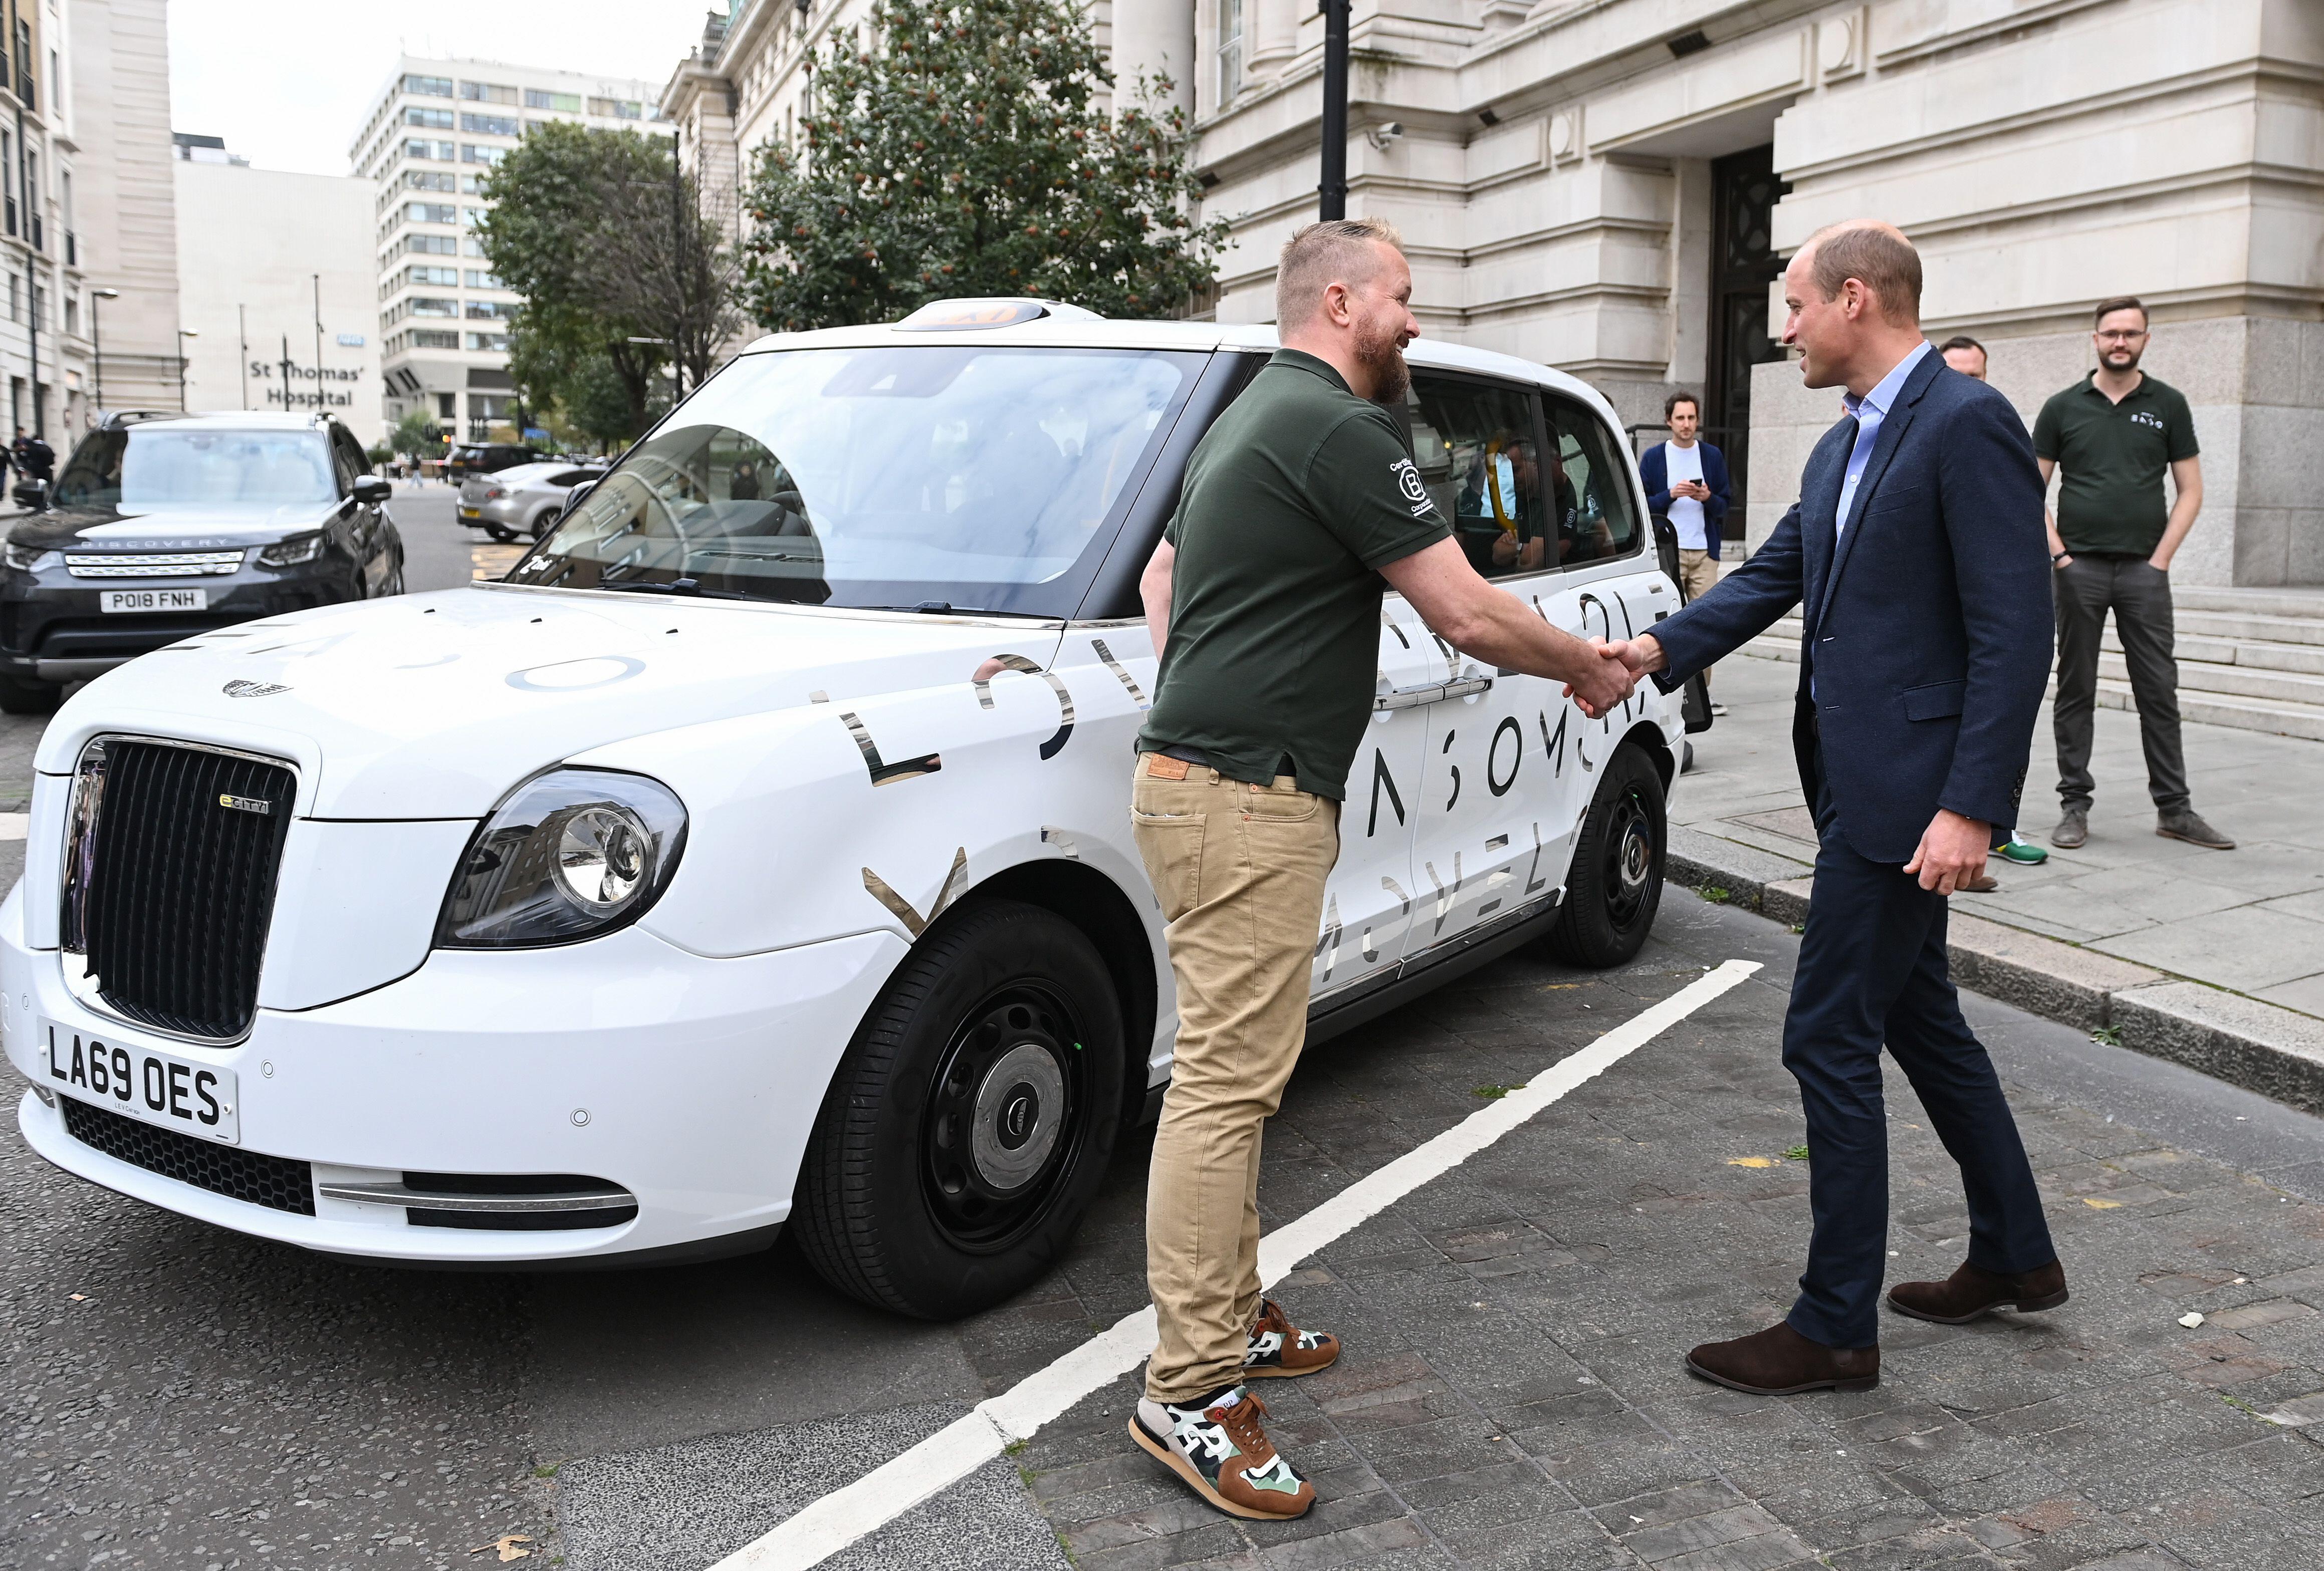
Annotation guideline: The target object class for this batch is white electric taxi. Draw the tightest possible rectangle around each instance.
[2,300,1702,1318]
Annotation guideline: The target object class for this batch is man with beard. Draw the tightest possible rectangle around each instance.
[2035,298,2230,851]
[1126,216,1635,1520]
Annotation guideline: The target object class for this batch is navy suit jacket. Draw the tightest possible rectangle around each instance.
[1638,441,1731,531]
[1648,354,2051,863]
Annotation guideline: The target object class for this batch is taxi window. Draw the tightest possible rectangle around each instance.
[1544,393,1643,570]
[509,346,1202,617]
[1403,374,1545,580]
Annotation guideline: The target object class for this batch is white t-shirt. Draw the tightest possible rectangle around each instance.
[1662,441,1707,550]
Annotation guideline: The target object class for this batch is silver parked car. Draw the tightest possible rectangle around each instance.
[457,460,607,542]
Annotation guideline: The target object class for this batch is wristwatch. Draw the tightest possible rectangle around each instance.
[2050,552,2070,564]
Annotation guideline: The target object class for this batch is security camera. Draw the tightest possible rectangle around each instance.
[1365,122,1405,151]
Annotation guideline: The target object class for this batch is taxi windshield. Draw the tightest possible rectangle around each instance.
[506,345,1203,617]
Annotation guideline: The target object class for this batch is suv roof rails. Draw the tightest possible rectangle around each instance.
[99,410,185,430]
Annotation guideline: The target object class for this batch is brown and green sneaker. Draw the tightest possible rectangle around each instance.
[1130,1386,1315,1519]
[1241,1298,1339,1379]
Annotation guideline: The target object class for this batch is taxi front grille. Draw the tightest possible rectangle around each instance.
[60,1097,315,1215]
[67,738,296,1041]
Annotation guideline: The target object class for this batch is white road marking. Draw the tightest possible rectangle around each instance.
[708,958,1763,1571]
[0,814,23,842]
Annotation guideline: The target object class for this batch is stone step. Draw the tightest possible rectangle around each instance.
[2175,609,2324,648]
[2120,631,2324,675]
[1738,636,2324,740]
[2100,651,2324,706]
[2170,585,2324,619]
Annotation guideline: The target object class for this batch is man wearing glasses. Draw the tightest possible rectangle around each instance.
[2034,297,2231,852]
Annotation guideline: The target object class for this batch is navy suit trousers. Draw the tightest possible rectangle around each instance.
[1785,755,2057,1348]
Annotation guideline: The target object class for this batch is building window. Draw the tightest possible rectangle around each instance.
[404,232,458,256]
[461,143,505,165]
[64,295,76,336]
[405,169,456,191]
[464,300,514,321]
[405,106,454,130]
[408,264,458,285]
[525,89,582,112]
[460,207,485,228]
[405,74,453,97]
[462,237,488,258]
[405,137,455,161]
[459,112,519,137]
[588,97,643,119]
[412,330,459,350]
[467,332,510,352]
[406,201,457,224]
[459,81,518,105]
[409,296,458,317]
[1217,0,1243,103]
[465,269,503,289]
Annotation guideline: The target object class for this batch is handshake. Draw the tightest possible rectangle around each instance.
[1560,633,1664,719]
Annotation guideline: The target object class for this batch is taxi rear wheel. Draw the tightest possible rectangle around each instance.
[794,898,1125,1319]
[1544,742,1666,968]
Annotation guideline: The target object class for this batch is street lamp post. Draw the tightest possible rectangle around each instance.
[1318,0,1351,220]
[175,329,198,411]
[90,287,119,419]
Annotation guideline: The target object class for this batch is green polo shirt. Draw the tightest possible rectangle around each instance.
[1137,349,1451,800]
[2032,371,2199,556]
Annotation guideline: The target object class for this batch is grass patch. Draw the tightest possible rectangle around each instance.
[2091,1024,2123,1046]
[1782,1145,1811,1163]
[1698,886,1730,904]
[532,1463,561,1479]
[1789,923,1805,934]
[1472,1084,1524,1101]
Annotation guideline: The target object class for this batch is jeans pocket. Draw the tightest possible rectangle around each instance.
[1240,782,1321,823]
[1132,809,1207,922]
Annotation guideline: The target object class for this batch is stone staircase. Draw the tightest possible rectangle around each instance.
[1741,585,2324,742]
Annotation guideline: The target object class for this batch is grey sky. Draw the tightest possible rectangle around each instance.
[166,0,713,176]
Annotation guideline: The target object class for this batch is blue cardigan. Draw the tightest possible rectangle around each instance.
[1639,441,1731,539]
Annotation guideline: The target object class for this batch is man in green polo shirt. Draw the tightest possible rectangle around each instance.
[1122,216,1635,1521]
[2033,296,2231,851]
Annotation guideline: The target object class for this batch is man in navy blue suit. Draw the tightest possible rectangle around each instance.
[1610,220,2065,1395]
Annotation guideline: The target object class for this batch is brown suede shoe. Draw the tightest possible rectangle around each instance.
[1886,1259,2068,1325]
[1686,1322,1879,1395]
[1241,1298,1339,1379]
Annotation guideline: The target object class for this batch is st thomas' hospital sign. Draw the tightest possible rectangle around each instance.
[247,358,363,412]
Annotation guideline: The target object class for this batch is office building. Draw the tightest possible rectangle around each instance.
[172,136,381,444]
[670,0,2323,588]
[349,56,667,444]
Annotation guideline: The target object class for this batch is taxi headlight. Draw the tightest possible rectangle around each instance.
[258,533,326,568]
[435,768,688,948]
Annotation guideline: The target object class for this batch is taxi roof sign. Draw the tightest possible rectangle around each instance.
[895,297,1102,331]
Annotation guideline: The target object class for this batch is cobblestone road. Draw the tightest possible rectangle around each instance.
[1,742,2319,1568]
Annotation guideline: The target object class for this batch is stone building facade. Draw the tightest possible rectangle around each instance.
[667,0,2323,586]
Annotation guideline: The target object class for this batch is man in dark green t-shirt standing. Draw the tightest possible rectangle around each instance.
[1122,217,1636,1521]
[2033,296,2231,851]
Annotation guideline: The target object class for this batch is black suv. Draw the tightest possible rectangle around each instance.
[444,442,539,481]
[0,412,406,712]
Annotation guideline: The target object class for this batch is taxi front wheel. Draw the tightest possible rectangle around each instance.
[793,898,1125,1320]
[1545,743,1666,968]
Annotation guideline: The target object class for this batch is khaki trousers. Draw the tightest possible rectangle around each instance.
[1130,754,1340,1403]
[1678,548,1721,686]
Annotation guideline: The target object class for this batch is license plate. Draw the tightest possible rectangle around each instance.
[101,588,207,614]
[458,506,481,518]
[39,1017,240,1144]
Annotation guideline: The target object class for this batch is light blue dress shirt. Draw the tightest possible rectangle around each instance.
[1833,340,1932,540]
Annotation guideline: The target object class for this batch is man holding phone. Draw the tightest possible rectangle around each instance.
[1639,392,1732,712]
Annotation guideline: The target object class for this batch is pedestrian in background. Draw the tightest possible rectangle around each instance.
[1127,216,1633,1521]
[1638,391,1731,713]
[1610,220,2065,1396]
[1939,335,1988,380]
[2034,297,2232,851]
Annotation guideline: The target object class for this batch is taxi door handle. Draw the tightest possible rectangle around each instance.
[1374,674,1493,711]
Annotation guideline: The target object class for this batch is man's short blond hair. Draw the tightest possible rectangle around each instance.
[1802,219,1922,327]
[1276,217,1406,331]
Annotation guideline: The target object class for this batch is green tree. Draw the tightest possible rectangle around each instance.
[740,0,1225,331]
[477,123,734,439]
[389,409,445,459]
